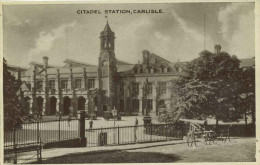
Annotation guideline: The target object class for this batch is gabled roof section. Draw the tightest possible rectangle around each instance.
[117,65,135,73]
[7,64,28,71]
[29,61,57,68]
[63,59,96,68]
[117,60,133,66]
[46,66,98,74]
[150,53,172,65]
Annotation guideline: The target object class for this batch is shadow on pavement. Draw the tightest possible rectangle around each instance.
[31,150,181,163]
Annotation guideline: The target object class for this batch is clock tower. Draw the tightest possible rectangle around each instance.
[98,21,117,114]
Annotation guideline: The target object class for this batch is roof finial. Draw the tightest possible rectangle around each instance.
[105,15,108,24]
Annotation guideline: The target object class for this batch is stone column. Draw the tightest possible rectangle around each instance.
[83,68,88,90]
[150,82,157,118]
[29,99,33,114]
[77,110,86,147]
[70,68,73,90]
[138,82,143,116]
[85,97,89,113]
[57,69,61,115]
[56,98,60,115]
[44,70,50,115]
[42,99,46,115]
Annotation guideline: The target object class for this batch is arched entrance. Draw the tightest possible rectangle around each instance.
[78,97,86,110]
[103,105,107,111]
[63,96,71,115]
[36,96,43,116]
[49,96,57,115]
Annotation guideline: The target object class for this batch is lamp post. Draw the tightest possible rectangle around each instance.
[143,78,151,126]
[112,106,118,144]
[112,106,118,127]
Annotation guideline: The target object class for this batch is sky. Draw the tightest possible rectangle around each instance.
[3,2,255,67]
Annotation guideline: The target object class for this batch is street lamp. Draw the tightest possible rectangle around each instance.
[112,106,118,127]
[112,106,118,144]
[143,78,151,126]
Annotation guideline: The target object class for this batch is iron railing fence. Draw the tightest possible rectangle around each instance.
[85,123,183,147]
[4,118,79,152]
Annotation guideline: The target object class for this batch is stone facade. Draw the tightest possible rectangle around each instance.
[7,22,191,117]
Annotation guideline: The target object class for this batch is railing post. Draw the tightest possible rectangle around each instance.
[118,125,120,144]
[77,110,86,147]
[150,123,152,142]
[166,123,168,141]
[58,118,61,141]
[13,128,17,164]
[181,122,184,140]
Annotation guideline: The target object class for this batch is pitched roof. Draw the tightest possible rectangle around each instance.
[117,65,135,72]
[63,59,96,67]
[46,66,98,74]
[117,60,133,66]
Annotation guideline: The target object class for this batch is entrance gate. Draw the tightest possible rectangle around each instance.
[85,123,184,147]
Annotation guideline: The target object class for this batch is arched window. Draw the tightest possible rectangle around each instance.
[102,60,107,66]
[103,38,107,48]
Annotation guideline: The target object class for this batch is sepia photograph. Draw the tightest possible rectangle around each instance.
[1,1,258,164]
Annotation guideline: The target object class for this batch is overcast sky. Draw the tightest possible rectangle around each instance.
[3,3,255,67]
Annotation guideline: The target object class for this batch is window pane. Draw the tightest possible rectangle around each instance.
[75,79,81,89]
[61,80,68,89]
[88,79,95,89]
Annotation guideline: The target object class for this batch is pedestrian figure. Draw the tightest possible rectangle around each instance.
[135,118,138,126]
[203,120,208,131]
[67,115,71,127]
[89,119,93,129]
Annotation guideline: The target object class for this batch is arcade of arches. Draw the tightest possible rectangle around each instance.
[22,95,98,116]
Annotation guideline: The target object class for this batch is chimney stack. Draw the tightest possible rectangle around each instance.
[214,44,221,54]
[43,56,49,68]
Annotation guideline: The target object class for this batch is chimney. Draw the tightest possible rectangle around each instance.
[214,44,221,54]
[142,50,150,65]
[43,56,49,68]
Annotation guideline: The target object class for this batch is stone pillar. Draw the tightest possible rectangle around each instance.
[42,99,46,115]
[85,97,89,113]
[29,99,33,114]
[32,67,37,115]
[57,69,61,115]
[138,82,143,116]
[138,99,143,116]
[44,70,50,115]
[70,68,73,90]
[77,110,86,147]
[150,82,157,118]
[56,98,60,115]
[83,68,88,90]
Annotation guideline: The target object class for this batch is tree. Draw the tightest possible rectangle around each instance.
[162,50,242,125]
[235,67,255,135]
[3,58,22,130]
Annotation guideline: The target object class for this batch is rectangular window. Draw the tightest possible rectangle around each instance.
[61,80,68,89]
[132,83,139,96]
[120,83,124,96]
[88,79,95,89]
[159,82,167,94]
[147,83,153,94]
[48,80,55,89]
[146,99,153,110]
[36,81,43,90]
[75,79,81,89]
[133,99,139,112]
